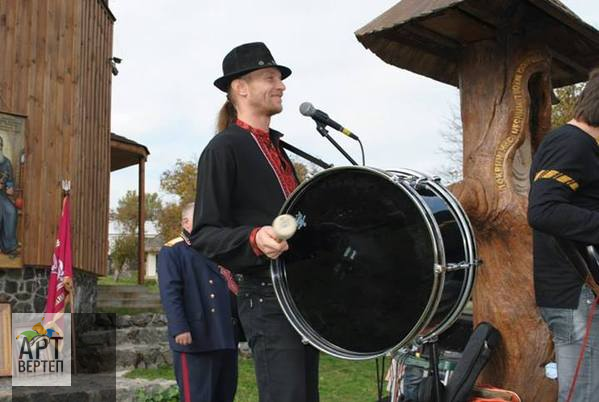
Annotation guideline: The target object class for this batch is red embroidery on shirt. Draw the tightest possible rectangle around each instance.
[235,119,298,198]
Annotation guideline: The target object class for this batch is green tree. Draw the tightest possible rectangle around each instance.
[157,203,184,243]
[157,159,197,240]
[110,234,138,279]
[292,159,321,183]
[111,190,163,232]
[551,83,585,128]
[160,159,197,204]
[110,191,162,280]
[434,107,463,184]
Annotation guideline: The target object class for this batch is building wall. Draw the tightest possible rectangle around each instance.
[146,253,157,279]
[0,268,97,313]
[0,0,114,275]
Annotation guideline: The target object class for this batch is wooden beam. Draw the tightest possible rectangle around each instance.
[527,0,599,47]
[97,0,116,22]
[137,157,146,285]
[378,25,459,63]
[456,3,501,29]
[110,139,148,158]
[549,48,590,79]
[404,23,462,50]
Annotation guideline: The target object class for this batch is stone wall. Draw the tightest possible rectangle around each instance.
[0,267,97,313]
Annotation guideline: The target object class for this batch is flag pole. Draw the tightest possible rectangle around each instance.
[62,181,77,376]
[69,282,77,375]
[44,181,76,377]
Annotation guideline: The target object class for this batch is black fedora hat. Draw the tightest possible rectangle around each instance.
[214,42,292,92]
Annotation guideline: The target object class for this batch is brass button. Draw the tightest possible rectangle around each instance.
[211,308,215,313]
[209,280,214,284]
[210,294,215,299]
[259,298,264,303]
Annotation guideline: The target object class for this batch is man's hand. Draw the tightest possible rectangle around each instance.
[256,226,289,259]
[175,331,192,345]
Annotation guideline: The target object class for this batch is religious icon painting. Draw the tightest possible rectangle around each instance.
[0,112,25,268]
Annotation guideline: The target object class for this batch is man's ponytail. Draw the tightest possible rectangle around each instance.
[216,98,237,133]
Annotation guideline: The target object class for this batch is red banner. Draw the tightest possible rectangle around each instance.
[44,195,73,314]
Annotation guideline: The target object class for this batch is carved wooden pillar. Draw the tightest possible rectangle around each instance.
[451,38,556,402]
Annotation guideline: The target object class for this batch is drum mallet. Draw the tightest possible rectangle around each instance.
[272,214,297,242]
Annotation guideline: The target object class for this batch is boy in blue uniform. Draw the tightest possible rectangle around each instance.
[158,202,240,402]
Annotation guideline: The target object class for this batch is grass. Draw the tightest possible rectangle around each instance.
[125,365,174,381]
[96,276,163,315]
[98,275,160,292]
[125,354,383,402]
[95,306,164,315]
[98,275,138,286]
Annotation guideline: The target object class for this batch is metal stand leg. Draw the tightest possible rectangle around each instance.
[429,340,443,402]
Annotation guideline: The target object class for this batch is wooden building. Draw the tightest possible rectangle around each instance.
[0,0,152,326]
[0,0,114,273]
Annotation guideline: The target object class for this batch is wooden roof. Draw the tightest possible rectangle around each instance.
[100,0,116,22]
[111,133,150,172]
[355,0,599,87]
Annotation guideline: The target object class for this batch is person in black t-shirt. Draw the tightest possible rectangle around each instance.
[528,68,599,402]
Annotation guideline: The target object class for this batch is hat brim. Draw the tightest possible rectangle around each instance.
[214,65,292,92]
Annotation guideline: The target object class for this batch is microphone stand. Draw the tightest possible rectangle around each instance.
[315,123,358,166]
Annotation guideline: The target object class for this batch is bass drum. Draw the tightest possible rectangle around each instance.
[271,166,477,360]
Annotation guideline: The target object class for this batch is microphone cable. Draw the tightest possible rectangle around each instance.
[357,137,365,166]
[565,292,599,402]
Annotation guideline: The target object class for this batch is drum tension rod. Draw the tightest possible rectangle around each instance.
[443,260,483,272]
[399,177,427,188]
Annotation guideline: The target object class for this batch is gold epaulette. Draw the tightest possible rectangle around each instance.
[164,237,184,247]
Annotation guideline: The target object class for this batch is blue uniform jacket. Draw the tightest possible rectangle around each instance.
[157,236,237,353]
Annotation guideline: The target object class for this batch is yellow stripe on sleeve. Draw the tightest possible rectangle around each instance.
[534,169,579,191]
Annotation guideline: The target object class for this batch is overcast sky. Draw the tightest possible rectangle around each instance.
[108,0,599,208]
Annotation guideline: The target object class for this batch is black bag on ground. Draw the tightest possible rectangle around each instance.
[418,375,446,402]
[443,321,501,402]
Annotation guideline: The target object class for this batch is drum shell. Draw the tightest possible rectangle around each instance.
[392,169,476,342]
[272,167,476,359]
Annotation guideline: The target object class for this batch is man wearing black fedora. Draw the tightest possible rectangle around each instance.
[191,42,320,402]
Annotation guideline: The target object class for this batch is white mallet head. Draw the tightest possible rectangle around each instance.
[272,214,297,241]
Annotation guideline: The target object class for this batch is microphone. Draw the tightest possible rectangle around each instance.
[299,102,359,140]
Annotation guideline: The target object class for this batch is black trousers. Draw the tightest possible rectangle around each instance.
[238,279,320,402]
[172,349,237,402]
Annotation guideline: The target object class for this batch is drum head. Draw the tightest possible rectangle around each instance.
[273,167,441,358]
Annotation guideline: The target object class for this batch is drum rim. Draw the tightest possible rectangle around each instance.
[271,166,446,360]
[389,169,477,344]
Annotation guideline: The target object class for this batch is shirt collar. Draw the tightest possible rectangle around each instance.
[180,230,191,246]
[235,119,269,138]
[235,119,283,141]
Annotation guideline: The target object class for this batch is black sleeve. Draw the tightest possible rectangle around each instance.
[190,141,263,271]
[157,247,189,337]
[528,134,599,244]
